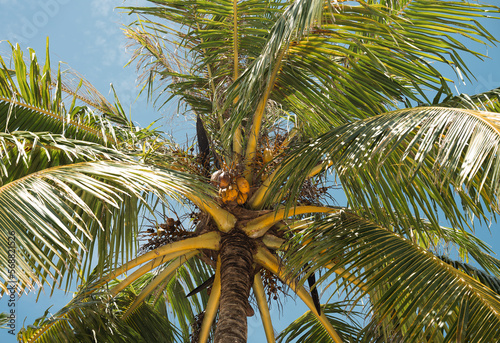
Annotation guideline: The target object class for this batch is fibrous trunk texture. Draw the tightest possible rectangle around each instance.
[214,229,254,343]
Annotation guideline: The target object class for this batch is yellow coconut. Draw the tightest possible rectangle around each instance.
[226,187,239,202]
[236,177,250,194]
[263,148,273,163]
[237,192,248,205]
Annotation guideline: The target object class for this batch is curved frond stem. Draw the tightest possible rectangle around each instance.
[280,128,298,149]
[253,272,275,343]
[307,160,333,179]
[122,251,199,319]
[233,125,243,158]
[109,250,194,297]
[243,48,287,182]
[249,168,278,209]
[199,257,222,343]
[262,234,285,250]
[97,232,220,287]
[250,146,313,209]
[233,0,239,80]
[188,195,237,232]
[243,206,339,238]
[255,246,344,343]
[0,97,107,142]
[250,143,311,209]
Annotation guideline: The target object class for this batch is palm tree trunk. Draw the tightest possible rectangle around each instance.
[214,229,254,343]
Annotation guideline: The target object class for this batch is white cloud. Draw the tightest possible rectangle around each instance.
[94,36,107,46]
[90,0,115,17]
[95,20,117,36]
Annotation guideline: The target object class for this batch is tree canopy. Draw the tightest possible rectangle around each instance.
[2,0,500,342]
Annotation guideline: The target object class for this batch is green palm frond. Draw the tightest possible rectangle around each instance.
[123,0,284,135]
[0,41,131,143]
[0,98,108,143]
[124,0,499,146]
[422,224,500,280]
[284,212,500,280]
[0,131,131,186]
[224,0,499,139]
[439,86,500,113]
[361,211,500,280]
[22,254,215,343]
[283,211,500,342]
[0,41,60,112]
[221,0,324,139]
[57,68,131,127]
[18,282,180,343]
[277,302,361,343]
[159,256,214,342]
[439,255,500,295]
[276,211,500,283]
[0,41,212,294]
[0,312,10,329]
[0,160,211,294]
[273,107,500,235]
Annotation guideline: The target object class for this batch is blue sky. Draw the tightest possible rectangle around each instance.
[1,1,500,342]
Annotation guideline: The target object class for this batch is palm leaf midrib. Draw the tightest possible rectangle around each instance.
[0,97,114,143]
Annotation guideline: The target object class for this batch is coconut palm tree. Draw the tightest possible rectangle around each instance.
[5,0,500,342]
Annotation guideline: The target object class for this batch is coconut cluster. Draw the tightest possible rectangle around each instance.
[211,170,250,205]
